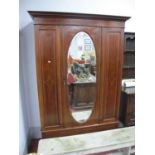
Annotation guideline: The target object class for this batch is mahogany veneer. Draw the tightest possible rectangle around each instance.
[29,11,130,138]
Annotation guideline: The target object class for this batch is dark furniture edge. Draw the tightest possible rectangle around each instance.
[125,32,135,34]
[28,11,130,21]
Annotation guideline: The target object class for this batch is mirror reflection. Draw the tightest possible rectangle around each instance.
[67,32,96,123]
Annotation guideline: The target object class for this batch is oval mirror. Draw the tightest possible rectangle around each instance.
[67,32,96,123]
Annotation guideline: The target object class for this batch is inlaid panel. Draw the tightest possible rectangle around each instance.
[39,28,60,127]
[103,29,123,120]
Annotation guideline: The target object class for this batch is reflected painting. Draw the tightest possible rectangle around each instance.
[67,32,96,123]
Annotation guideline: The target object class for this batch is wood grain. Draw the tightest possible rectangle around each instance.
[30,11,129,137]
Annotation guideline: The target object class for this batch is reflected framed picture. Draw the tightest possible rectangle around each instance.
[84,39,91,44]
[85,45,91,51]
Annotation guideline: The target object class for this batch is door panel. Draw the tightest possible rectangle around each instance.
[39,27,60,128]
[102,29,123,121]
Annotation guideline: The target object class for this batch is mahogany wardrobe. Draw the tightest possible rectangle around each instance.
[29,11,129,138]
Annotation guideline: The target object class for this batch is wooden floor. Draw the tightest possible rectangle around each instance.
[28,138,40,153]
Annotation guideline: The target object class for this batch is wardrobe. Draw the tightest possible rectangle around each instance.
[29,11,130,138]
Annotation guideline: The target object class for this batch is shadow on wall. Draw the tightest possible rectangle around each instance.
[19,91,29,155]
[19,22,42,149]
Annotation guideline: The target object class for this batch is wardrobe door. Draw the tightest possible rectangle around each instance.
[61,26,101,127]
[101,28,124,122]
[35,26,62,130]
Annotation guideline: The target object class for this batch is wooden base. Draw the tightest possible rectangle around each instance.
[42,121,118,138]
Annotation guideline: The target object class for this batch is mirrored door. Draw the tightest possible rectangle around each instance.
[62,26,102,126]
